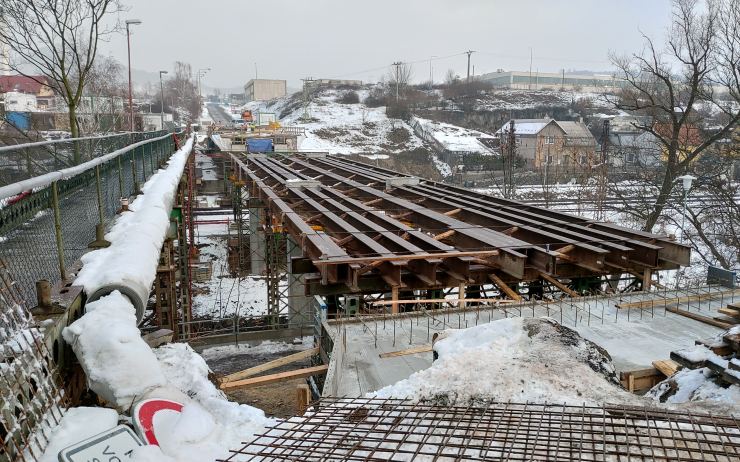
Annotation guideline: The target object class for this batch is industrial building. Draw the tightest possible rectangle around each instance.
[480,69,626,92]
[244,78,287,102]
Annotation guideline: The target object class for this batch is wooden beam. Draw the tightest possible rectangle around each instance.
[652,359,680,377]
[221,347,319,383]
[443,208,462,216]
[313,249,502,265]
[391,286,399,314]
[433,230,455,241]
[488,273,522,301]
[220,365,328,390]
[665,307,733,329]
[296,384,311,415]
[539,272,579,297]
[367,297,519,306]
[379,344,433,358]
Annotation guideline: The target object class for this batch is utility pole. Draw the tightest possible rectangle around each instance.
[159,70,168,130]
[465,50,475,83]
[125,19,142,132]
[300,77,314,120]
[392,61,403,102]
[528,47,533,90]
[596,119,610,220]
[429,55,437,90]
[502,119,516,199]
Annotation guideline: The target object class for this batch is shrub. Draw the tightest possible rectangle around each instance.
[338,91,360,104]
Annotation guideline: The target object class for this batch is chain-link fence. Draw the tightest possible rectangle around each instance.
[0,131,169,187]
[0,131,185,306]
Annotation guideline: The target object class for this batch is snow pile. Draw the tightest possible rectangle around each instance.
[60,293,269,461]
[75,135,194,321]
[62,291,167,408]
[39,407,119,462]
[411,116,495,153]
[647,367,740,414]
[151,343,271,461]
[371,317,640,406]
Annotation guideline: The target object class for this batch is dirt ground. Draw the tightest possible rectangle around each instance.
[204,342,313,419]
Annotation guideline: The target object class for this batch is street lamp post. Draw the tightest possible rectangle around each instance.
[125,19,142,132]
[677,174,696,243]
[159,70,168,130]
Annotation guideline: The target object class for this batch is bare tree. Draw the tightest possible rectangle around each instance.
[609,0,740,231]
[386,63,413,99]
[0,0,122,162]
[78,55,126,133]
[444,69,460,86]
[165,61,200,124]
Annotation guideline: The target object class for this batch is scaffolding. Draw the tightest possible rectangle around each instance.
[222,397,740,461]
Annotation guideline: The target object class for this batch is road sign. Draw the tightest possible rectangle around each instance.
[132,398,184,445]
[58,425,143,462]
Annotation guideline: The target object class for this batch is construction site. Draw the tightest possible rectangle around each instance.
[1,119,738,461]
[2,0,740,455]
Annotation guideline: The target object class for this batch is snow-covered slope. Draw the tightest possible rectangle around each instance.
[411,116,495,153]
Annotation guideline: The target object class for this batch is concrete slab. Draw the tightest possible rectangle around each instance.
[324,287,739,397]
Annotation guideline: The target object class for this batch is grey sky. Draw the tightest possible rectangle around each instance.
[100,0,673,91]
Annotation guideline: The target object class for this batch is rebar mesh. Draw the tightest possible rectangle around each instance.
[0,259,65,462]
[222,397,740,462]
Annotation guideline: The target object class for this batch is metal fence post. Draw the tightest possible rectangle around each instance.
[117,155,124,199]
[132,148,140,193]
[89,165,111,248]
[51,181,67,281]
[149,142,155,175]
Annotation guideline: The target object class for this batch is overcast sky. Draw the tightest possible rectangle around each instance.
[99,0,673,91]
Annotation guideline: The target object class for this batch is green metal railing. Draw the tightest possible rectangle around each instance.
[0,131,187,305]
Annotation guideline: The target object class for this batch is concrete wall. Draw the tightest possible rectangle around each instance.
[244,79,287,102]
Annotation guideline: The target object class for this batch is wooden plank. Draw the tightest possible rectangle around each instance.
[718,307,740,318]
[313,249,501,265]
[619,368,660,392]
[652,359,680,377]
[220,365,328,390]
[221,347,319,383]
[694,338,733,356]
[617,290,738,309]
[665,306,733,329]
[379,344,433,358]
[433,230,455,241]
[296,384,311,415]
[488,273,522,301]
[367,297,519,306]
[539,272,579,297]
[142,329,173,348]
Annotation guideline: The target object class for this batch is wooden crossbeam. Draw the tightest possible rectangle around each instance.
[443,208,462,216]
[433,230,455,241]
[220,364,328,390]
[539,273,579,298]
[665,307,733,329]
[488,273,522,301]
[366,297,519,306]
[379,344,433,358]
[221,348,319,384]
[314,249,500,265]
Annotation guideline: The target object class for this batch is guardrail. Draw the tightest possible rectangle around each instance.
[0,130,186,305]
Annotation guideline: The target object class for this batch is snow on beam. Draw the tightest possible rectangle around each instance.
[74,135,195,323]
[385,176,420,190]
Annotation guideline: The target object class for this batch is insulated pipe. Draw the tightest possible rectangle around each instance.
[75,135,194,324]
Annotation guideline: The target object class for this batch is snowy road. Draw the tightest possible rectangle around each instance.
[207,103,233,125]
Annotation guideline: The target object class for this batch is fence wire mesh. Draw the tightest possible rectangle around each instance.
[0,132,178,305]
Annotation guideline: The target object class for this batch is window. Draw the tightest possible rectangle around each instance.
[545,136,555,145]
[578,154,588,165]
[625,152,636,163]
[545,155,554,165]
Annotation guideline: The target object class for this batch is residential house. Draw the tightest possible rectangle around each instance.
[0,75,55,109]
[495,118,598,171]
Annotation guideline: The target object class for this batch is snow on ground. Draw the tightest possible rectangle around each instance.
[411,116,495,153]
[200,336,313,362]
[474,88,615,111]
[371,317,641,406]
[195,151,218,181]
[192,235,271,319]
